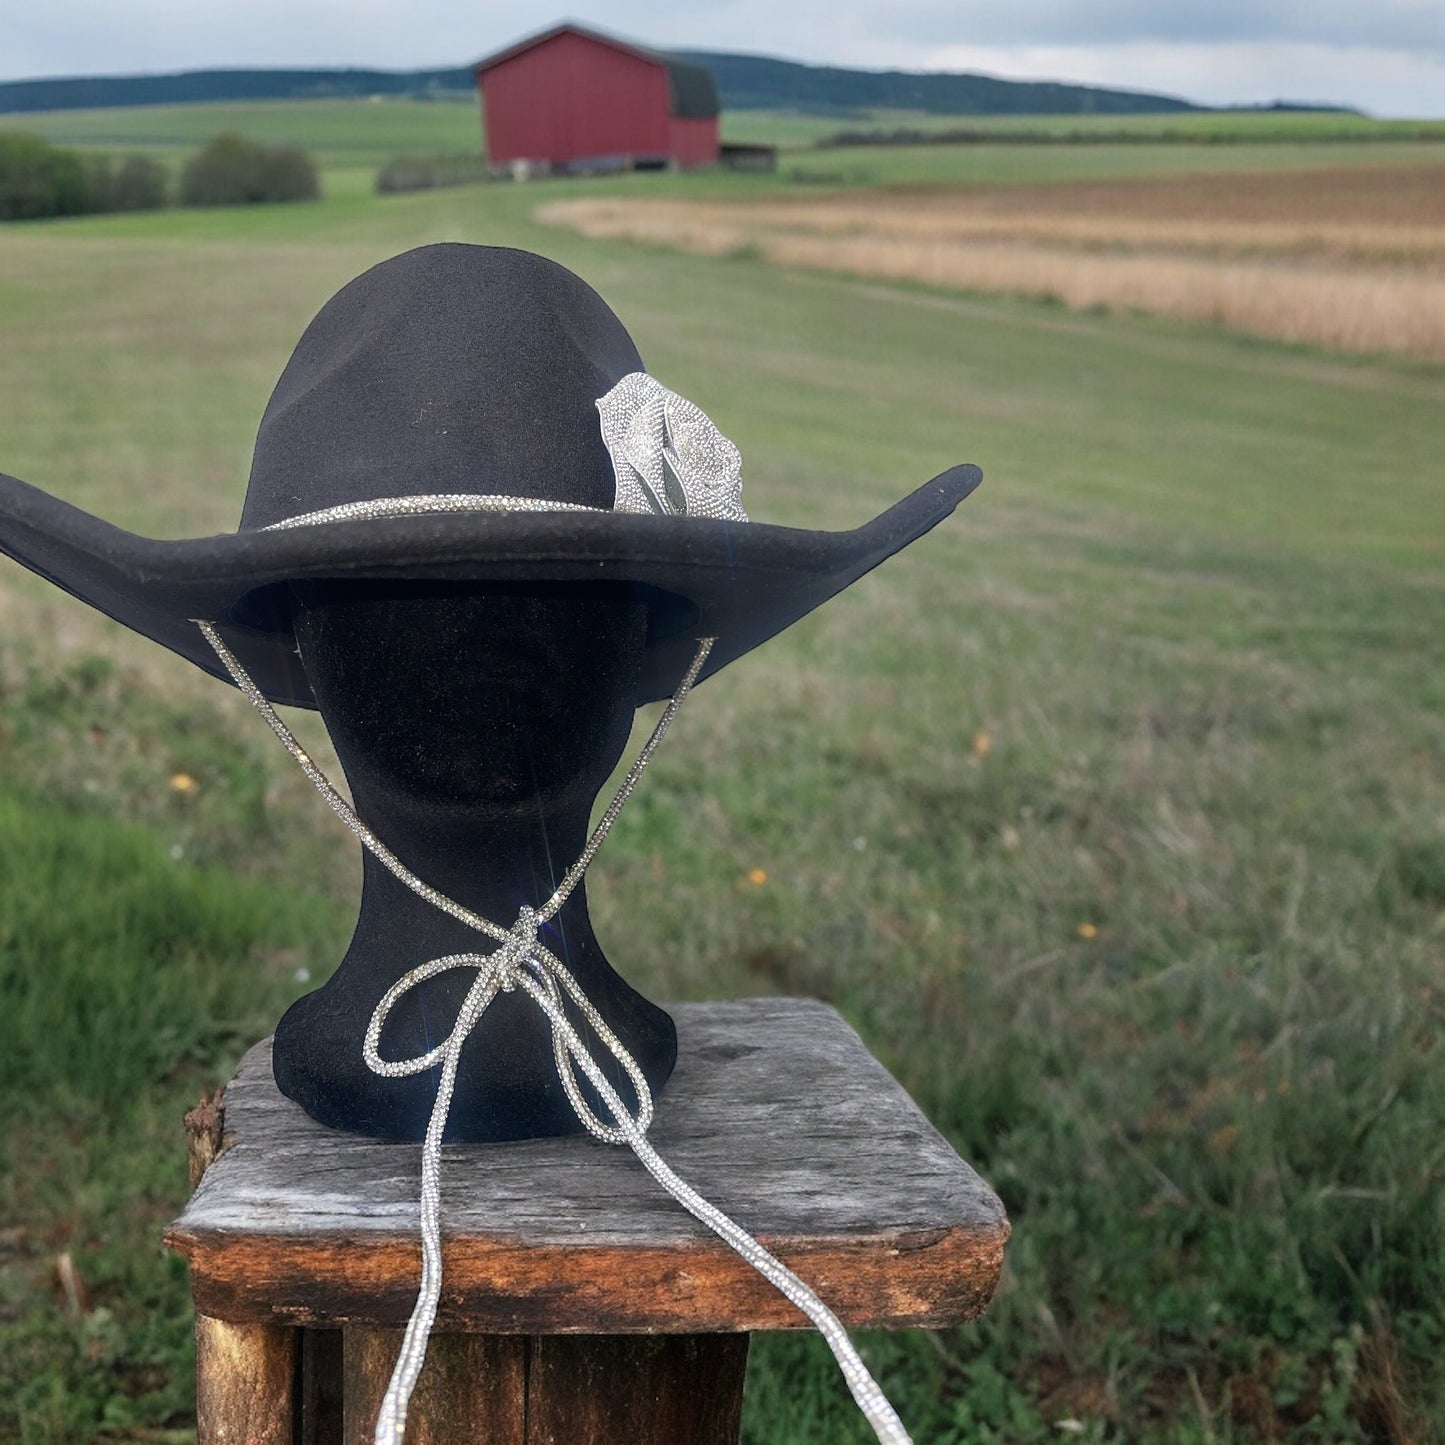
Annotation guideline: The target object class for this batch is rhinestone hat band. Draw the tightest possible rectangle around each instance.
[265,373,748,533]
[267,493,598,530]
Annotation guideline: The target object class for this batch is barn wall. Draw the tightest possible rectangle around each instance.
[668,115,720,168]
[482,31,672,167]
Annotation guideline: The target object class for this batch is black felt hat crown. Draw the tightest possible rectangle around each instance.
[0,243,980,705]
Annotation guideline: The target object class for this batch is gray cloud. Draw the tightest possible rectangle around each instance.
[867,0,1445,54]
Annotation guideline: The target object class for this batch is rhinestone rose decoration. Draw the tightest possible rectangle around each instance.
[596,373,747,522]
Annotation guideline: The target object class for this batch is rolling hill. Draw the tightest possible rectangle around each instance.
[0,51,1211,118]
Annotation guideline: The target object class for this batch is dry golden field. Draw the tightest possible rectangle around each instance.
[540,164,1445,359]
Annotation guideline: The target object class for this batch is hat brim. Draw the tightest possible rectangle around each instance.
[0,464,981,708]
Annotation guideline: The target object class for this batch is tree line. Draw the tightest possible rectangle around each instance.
[0,57,1253,119]
[0,132,318,221]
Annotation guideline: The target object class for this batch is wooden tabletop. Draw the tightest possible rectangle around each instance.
[167,997,1008,1334]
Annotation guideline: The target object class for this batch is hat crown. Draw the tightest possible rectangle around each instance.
[240,244,643,530]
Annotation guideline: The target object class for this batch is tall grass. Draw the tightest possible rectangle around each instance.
[595,534,1445,1441]
[0,779,347,1441]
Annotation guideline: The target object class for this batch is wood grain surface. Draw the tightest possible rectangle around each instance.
[168,999,1007,1332]
[525,1334,749,1445]
[194,1315,296,1445]
[331,1331,748,1445]
[342,1330,526,1445]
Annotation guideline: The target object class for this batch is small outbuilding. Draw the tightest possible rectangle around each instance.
[475,23,720,175]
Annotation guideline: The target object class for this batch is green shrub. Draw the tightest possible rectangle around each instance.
[375,152,486,194]
[0,132,88,220]
[0,135,168,220]
[81,152,116,211]
[113,154,169,210]
[79,152,169,213]
[180,132,319,207]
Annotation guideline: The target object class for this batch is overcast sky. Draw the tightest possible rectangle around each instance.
[5,1,1444,117]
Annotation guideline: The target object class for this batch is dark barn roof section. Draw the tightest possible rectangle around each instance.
[475,23,719,120]
[665,58,719,120]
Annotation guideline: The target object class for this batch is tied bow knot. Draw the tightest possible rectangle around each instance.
[497,905,541,992]
[361,902,656,1148]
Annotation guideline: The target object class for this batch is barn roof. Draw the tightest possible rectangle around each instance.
[474,22,720,120]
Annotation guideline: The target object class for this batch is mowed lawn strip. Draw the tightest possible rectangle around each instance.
[0,162,1442,1442]
[1,95,486,167]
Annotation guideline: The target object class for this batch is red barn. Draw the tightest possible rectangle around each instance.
[475,23,720,175]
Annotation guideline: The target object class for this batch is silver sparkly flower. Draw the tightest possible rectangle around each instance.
[597,373,747,522]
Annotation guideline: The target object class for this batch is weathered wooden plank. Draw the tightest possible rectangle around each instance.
[342,1329,526,1445]
[179,1225,1003,1333]
[169,999,1007,1332]
[194,1314,295,1445]
[526,1334,748,1445]
[172,1001,1000,1245]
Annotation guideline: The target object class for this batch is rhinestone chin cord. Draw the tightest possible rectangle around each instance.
[196,619,912,1445]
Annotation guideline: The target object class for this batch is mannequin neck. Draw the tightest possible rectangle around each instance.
[343,775,605,956]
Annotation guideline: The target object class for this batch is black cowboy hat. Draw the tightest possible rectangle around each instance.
[0,244,980,706]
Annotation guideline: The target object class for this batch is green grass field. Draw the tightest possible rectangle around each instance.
[1,106,1443,1443]
[6,96,1445,196]
[1,95,482,162]
[11,98,1445,155]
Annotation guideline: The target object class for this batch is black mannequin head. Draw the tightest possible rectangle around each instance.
[291,579,649,824]
[270,581,678,1142]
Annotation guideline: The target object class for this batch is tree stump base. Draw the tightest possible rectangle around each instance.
[167,998,1009,1443]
